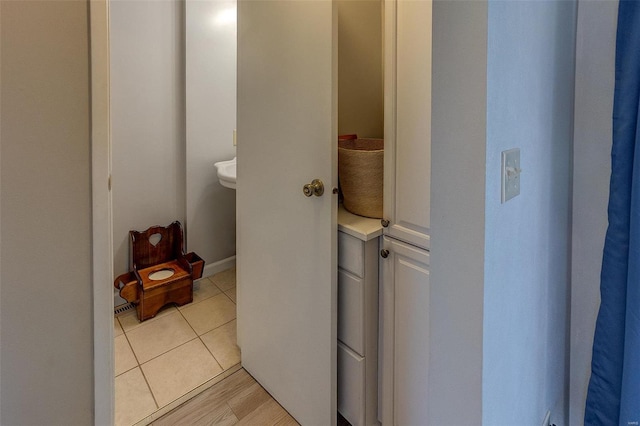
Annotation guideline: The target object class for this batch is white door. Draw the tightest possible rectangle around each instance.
[380,236,431,425]
[383,0,432,250]
[236,2,338,425]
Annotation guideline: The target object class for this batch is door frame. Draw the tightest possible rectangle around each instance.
[88,2,339,423]
[90,0,115,424]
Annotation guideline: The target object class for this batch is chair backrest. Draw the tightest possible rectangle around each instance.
[129,221,185,270]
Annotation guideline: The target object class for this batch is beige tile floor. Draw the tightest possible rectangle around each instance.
[115,267,239,426]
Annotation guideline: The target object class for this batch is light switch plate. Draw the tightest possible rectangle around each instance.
[501,148,521,203]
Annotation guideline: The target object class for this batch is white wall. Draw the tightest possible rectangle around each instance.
[111,0,237,287]
[483,2,577,424]
[430,1,487,422]
[0,1,94,423]
[110,0,187,278]
[570,2,617,424]
[186,0,237,271]
[432,2,578,423]
[337,0,383,139]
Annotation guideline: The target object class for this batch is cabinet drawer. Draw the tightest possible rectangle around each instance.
[338,342,365,426]
[338,269,364,355]
[338,232,364,277]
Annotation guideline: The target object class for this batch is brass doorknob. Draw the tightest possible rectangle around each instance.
[303,179,324,197]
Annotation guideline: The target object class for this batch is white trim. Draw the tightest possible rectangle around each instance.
[0,0,3,415]
[381,4,396,422]
[202,255,236,279]
[90,0,114,424]
[382,0,431,252]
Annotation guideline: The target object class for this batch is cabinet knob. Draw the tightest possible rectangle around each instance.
[380,249,390,259]
[381,219,390,227]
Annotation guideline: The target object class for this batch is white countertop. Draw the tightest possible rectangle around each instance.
[338,205,383,242]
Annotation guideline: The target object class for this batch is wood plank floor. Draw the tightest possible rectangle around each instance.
[152,368,299,426]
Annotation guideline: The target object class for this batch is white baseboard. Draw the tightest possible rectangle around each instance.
[114,291,127,308]
[202,255,236,279]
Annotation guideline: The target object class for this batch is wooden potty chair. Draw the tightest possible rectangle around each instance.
[114,221,204,321]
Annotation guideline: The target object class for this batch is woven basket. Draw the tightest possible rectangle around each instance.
[338,138,384,218]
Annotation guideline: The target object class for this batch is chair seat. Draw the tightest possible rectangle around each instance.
[114,221,204,322]
[138,260,190,291]
[135,260,193,321]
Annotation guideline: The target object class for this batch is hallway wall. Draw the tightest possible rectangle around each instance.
[570,1,617,423]
[430,1,487,422]
[483,1,577,424]
[0,1,94,423]
[432,2,577,423]
[110,0,187,279]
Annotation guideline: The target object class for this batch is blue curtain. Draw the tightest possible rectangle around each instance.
[585,2,640,424]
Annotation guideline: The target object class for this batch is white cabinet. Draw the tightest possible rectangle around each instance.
[383,0,432,251]
[380,0,432,424]
[337,207,382,426]
[379,236,431,425]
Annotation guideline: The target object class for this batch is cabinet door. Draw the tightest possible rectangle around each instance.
[383,0,432,250]
[338,342,366,426]
[338,269,365,355]
[379,236,430,425]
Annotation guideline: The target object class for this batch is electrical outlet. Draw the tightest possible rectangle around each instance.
[542,410,551,426]
[501,148,521,203]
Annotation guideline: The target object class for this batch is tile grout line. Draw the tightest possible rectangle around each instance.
[177,290,220,312]
[122,326,143,368]
[187,302,238,368]
[123,311,194,364]
[115,321,227,371]
[140,365,244,426]
[123,328,161,412]
[222,287,236,304]
[203,273,237,370]
[176,298,225,372]
[119,312,202,418]
[138,336,240,421]
[117,307,178,334]
[136,367,160,419]
[138,333,236,421]
[200,318,239,370]
[113,326,140,378]
[191,277,238,374]
[114,268,237,425]
[119,291,233,373]
[136,335,201,370]
[199,334,224,372]
[175,276,227,313]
